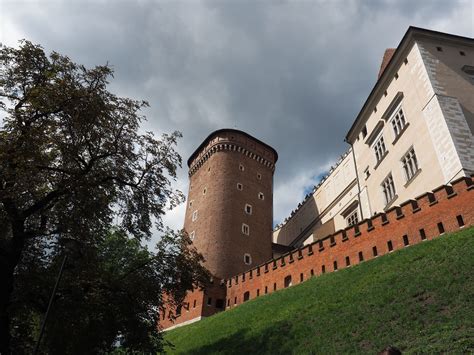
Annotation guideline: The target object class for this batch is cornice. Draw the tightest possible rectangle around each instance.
[188,141,276,176]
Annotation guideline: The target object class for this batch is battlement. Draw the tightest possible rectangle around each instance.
[161,176,473,329]
[225,176,473,308]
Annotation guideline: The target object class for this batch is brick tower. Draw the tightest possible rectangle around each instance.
[184,129,278,279]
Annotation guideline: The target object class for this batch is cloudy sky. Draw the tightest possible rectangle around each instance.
[1,0,473,242]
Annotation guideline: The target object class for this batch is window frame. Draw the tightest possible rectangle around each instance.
[346,209,359,227]
[242,223,250,236]
[372,132,387,166]
[245,204,252,215]
[244,253,252,265]
[401,147,420,183]
[389,104,408,140]
[192,210,198,222]
[381,173,397,207]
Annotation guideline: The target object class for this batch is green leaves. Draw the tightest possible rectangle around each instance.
[0,40,207,353]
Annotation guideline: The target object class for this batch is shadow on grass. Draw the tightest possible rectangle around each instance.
[168,319,298,355]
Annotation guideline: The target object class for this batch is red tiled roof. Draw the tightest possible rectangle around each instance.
[378,48,396,79]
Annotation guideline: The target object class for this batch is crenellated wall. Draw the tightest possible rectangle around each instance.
[225,176,473,307]
[161,176,473,330]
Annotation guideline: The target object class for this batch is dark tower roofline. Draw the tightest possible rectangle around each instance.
[187,128,278,167]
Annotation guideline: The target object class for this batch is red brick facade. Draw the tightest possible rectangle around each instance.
[183,129,277,279]
[161,176,474,330]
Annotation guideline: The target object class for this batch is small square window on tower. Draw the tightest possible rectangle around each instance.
[242,223,250,235]
[257,173,262,180]
[244,253,252,265]
[239,164,245,171]
[258,192,265,200]
[245,204,252,215]
[192,210,198,221]
[203,187,207,195]
[189,200,193,207]
[237,183,243,191]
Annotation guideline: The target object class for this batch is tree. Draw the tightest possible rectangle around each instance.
[10,229,208,353]
[0,41,207,353]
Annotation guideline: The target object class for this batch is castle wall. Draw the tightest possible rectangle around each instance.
[273,151,359,247]
[161,176,474,330]
[225,176,473,308]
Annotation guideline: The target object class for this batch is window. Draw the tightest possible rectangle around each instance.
[273,283,277,291]
[419,228,426,240]
[346,210,359,227]
[401,148,419,182]
[193,300,197,308]
[265,286,268,294]
[310,269,314,276]
[300,273,304,282]
[390,106,407,138]
[242,223,250,236]
[403,235,409,246]
[207,297,212,306]
[257,173,262,180]
[192,210,198,221]
[436,46,443,52]
[373,134,387,163]
[457,215,465,227]
[239,164,245,171]
[245,204,252,215]
[189,200,193,207]
[372,246,378,257]
[382,173,396,206]
[437,222,445,234]
[333,261,338,271]
[358,251,364,262]
[284,275,292,288]
[257,289,260,296]
[258,192,264,200]
[460,51,466,56]
[203,187,207,195]
[237,183,243,191]
[234,297,237,305]
[345,256,351,266]
[364,167,370,180]
[190,231,195,241]
[322,265,326,273]
[243,292,250,302]
[387,240,393,252]
[244,253,252,265]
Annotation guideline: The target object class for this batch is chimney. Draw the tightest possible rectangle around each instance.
[378,48,396,79]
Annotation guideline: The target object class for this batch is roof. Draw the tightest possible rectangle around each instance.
[377,48,396,79]
[345,26,474,144]
[187,128,278,167]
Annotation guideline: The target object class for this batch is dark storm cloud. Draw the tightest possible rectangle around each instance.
[1,0,472,229]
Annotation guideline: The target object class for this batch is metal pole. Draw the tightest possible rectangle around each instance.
[33,254,68,355]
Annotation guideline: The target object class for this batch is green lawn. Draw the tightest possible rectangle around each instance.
[165,227,474,354]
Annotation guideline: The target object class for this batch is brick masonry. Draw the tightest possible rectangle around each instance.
[161,175,474,330]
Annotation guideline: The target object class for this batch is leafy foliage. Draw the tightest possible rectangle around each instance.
[0,40,208,353]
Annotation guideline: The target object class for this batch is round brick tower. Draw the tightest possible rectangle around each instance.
[184,129,278,279]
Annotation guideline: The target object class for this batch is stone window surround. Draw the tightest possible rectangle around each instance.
[244,253,252,265]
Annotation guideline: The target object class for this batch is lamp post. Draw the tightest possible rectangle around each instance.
[33,238,81,355]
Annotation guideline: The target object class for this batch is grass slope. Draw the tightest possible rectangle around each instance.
[165,227,474,354]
